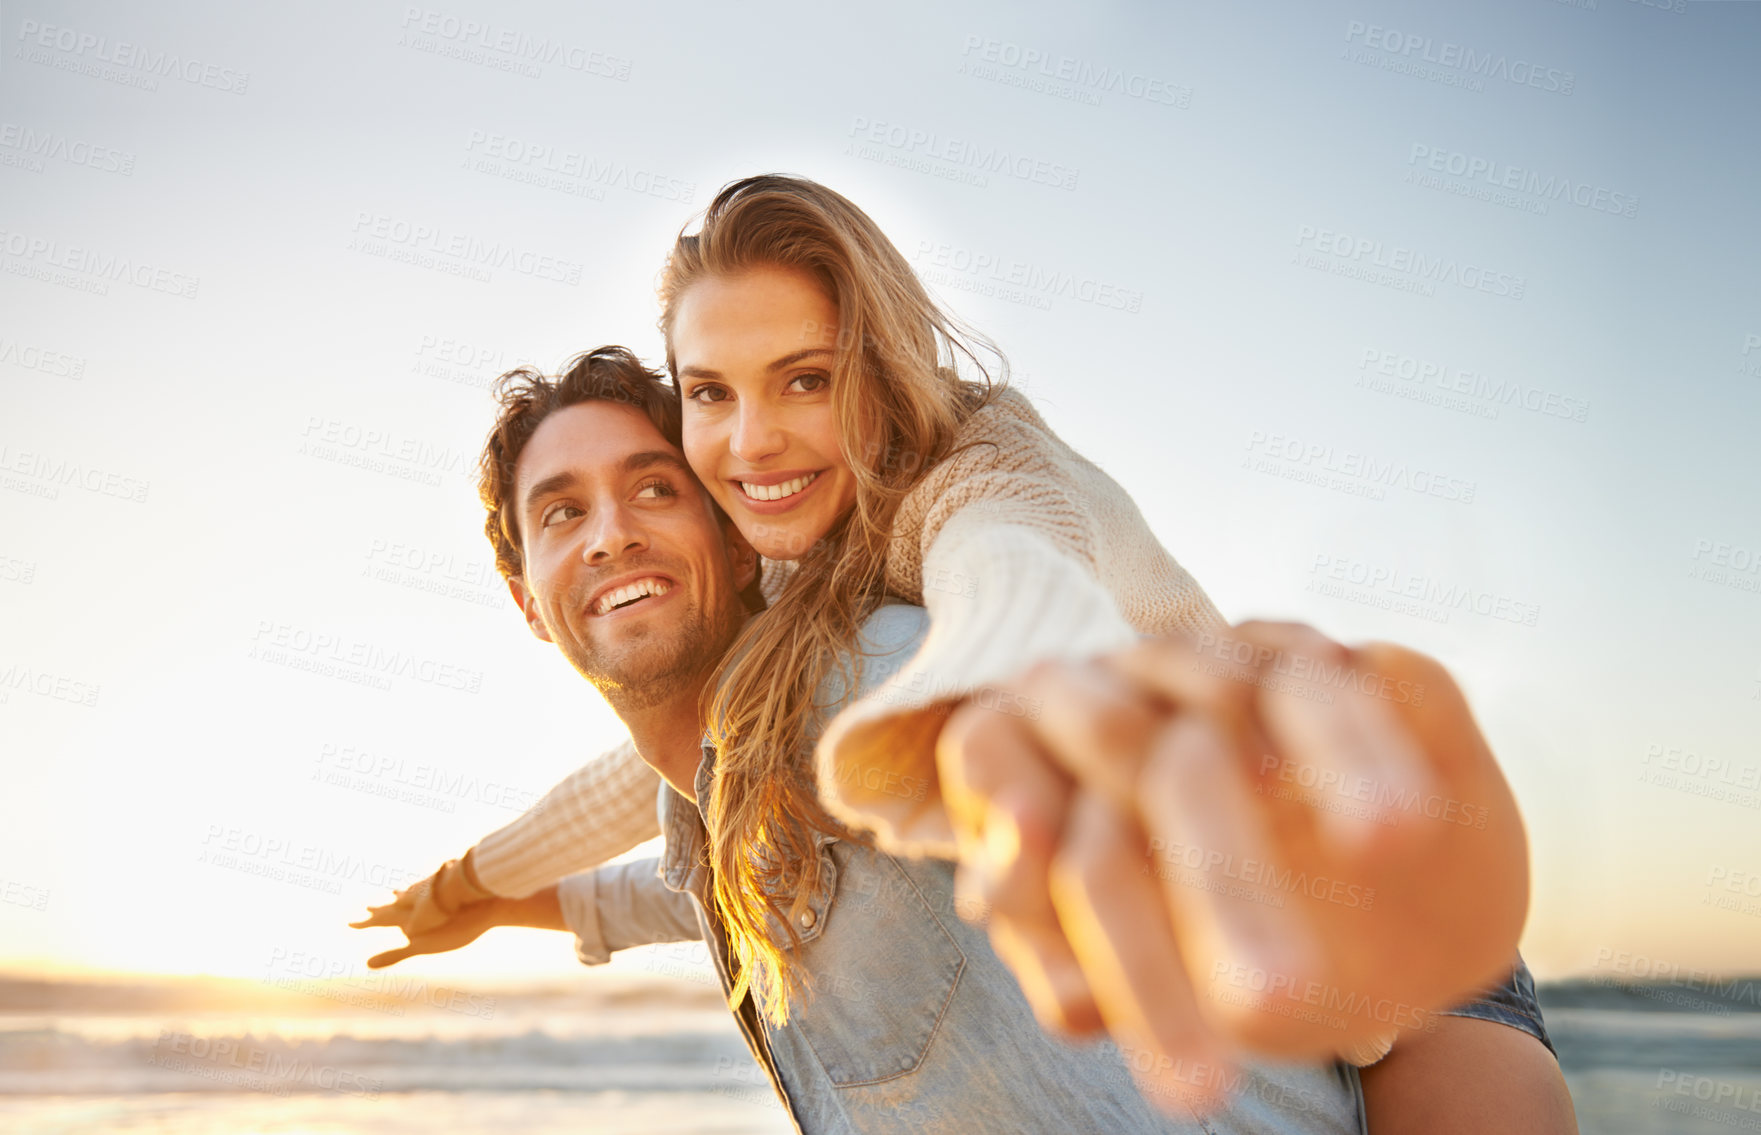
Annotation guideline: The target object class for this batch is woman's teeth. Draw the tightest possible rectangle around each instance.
[739,472,819,502]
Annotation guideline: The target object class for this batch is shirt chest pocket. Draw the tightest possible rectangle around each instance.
[782,843,966,1087]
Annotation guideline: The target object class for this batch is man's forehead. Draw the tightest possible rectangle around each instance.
[516,401,688,493]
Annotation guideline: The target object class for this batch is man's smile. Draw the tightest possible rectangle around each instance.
[587,573,678,617]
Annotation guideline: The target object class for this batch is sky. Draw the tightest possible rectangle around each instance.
[1,0,1757,988]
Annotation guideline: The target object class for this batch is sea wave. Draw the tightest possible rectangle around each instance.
[0,1024,756,1096]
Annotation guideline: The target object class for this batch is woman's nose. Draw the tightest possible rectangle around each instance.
[729,402,786,465]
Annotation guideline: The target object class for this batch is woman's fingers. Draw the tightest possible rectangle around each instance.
[1049,791,1236,1116]
[937,701,1101,1034]
[366,944,418,969]
[984,776,1103,1036]
[1101,632,1258,725]
[348,889,419,930]
[1238,622,1434,824]
[1108,622,1439,858]
[1139,713,1317,1006]
[987,915,1105,1038]
[350,875,449,936]
[1006,659,1166,810]
[1136,711,1378,1060]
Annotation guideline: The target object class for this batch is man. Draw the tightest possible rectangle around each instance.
[356,346,1574,1133]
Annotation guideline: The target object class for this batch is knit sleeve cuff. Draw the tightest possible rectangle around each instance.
[815,518,1137,857]
[1339,1032,1397,1067]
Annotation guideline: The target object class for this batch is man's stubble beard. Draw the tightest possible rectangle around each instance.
[561,597,742,714]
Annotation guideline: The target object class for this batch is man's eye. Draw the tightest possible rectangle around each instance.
[789,371,829,394]
[541,504,583,528]
[634,480,676,500]
[686,384,730,404]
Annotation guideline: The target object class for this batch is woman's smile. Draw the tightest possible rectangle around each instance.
[731,468,826,508]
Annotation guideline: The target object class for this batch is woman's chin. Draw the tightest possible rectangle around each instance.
[741,517,830,562]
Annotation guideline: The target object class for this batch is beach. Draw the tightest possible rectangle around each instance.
[2,972,1758,1133]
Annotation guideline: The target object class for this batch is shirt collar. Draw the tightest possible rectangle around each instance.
[658,736,718,894]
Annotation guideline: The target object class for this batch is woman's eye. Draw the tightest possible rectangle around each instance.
[686,384,730,404]
[789,371,829,394]
[541,504,583,528]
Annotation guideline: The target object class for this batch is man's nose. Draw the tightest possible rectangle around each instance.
[581,502,647,564]
[729,402,786,465]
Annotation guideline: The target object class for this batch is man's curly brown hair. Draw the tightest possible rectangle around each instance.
[477,345,686,583]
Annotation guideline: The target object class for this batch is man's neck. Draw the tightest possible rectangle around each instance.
[604,611,749,804]
[617,683,710,803]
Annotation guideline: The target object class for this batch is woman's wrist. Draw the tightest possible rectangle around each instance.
[492,886,565,931]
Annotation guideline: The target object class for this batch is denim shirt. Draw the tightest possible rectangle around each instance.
[560,603,1550,1133]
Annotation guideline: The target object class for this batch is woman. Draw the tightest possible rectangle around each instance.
[367,176,1562,1123]
[660,175,1528,1050]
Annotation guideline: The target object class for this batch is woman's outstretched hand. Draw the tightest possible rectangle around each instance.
[353,896,504,968]
[937,620,1529,1113]
[349,852,497,963]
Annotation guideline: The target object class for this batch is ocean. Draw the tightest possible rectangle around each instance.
[1,971,1757,1133]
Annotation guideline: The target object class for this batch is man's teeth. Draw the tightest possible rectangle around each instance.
[740,472,819,502]
[594,578,672,615]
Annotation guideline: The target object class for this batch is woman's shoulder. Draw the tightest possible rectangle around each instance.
[932,385,1078,482]
[887,383,1120,567]
[954,384,1050,440]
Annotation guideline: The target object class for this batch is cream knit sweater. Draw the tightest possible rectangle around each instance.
[472,387,1225,889]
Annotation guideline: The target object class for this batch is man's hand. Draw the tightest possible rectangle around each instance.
[937,621,1530,1109]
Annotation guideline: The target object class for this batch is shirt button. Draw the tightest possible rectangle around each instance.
[799,908,817,929]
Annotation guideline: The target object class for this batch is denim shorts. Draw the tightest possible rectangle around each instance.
[1438,951,1555,1057]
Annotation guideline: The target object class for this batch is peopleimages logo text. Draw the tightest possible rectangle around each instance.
[0,230,200,299]
[847,117,1079,191]
[1408,145,1637,218]
[1344,22,1575,94]
[1245,431,1477,503]
[0,124,135,174]
[398,7,630,79]
[16,20,249,93]
[959,36,1190,106]
[349,213,583,284]
[1296,226,1526,299]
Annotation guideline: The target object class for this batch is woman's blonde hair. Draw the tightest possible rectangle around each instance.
[659,175,1001,1023]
